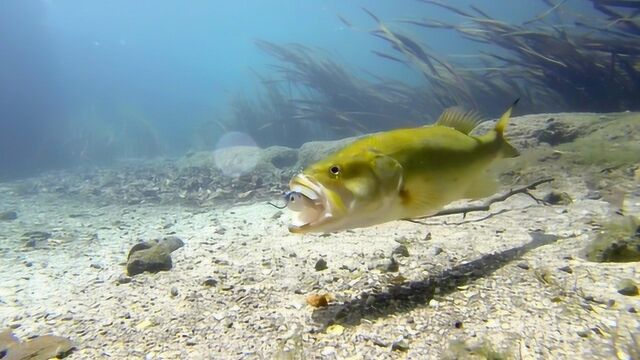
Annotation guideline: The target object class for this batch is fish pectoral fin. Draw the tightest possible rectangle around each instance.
[399,181,443,217]
[463,175,499,200]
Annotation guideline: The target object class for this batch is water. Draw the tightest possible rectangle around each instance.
[0,1,638,359]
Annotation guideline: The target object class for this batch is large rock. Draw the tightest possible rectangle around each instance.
[126,236,185,276]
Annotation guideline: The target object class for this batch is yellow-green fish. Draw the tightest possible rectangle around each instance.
[286,100,520,233]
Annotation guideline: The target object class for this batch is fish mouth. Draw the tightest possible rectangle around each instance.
[287,174,332,233]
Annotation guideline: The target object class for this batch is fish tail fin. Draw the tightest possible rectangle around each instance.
[495,98,520,158]
[495,98,519,135]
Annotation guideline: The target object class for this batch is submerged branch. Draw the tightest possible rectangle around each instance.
[406,177,555,224]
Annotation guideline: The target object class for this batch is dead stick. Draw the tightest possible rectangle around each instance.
[406,177,555,224]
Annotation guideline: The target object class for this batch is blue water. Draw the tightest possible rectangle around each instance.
[0,0,600,179]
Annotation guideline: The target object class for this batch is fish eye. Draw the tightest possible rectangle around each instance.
[329,165,341,175]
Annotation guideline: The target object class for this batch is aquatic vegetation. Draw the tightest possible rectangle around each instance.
[228,1,640,147]
[379,0,640,113]
[211,41,437,147]
[63,103,163,164]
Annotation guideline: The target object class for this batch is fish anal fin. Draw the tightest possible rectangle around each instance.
[435,108,484,135]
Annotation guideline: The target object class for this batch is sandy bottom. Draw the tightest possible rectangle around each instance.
[0,175,638,359]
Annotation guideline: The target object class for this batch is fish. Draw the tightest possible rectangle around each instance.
[286,100,520,233]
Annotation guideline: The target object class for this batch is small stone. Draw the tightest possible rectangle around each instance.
[543,191,572,205]
[321,347,336,357]
[558,266,573,274]
[577,330,589,338]
[516,262,529,270]
[392,245,410,257]
[391,339,410,352]
[90,263,102,269]
[586,191,601,200]
[117,274,132,284]
[22,231,51,248]
[627,306,636,313]
[326,324,344,336]
[202,278,218,287]
[370,257,399,273]
[432,247,443,256]
[368,336,389,347]
[135,319,155,330]
[170,287,179,297]
[186,339,197,346]
[315,258,328,271]
[617,280,639,296]
[306,293,331,307]
[453,320,463,329]
[0,211,18,221]
[221,284,234,291]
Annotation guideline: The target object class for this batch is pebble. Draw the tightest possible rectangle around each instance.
[558,266,573,274]
[516,262,529,270]
[617,284,639,296]
[431,246,443,256]
[314,258,328,271]
[170,287,179,297]
[391,339,410,352]
[203,278,218,287]
[617,279,639,296]
[117,274,132,284]
[392,244,410,257]
[577,330,589,338]
[543,191,572,205]
[0,211,18,221]
[369,257,399,273]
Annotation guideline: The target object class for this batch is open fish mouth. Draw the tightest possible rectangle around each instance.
[287,174,331,233]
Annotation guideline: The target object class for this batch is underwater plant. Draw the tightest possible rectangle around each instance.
[374,0,640,113]
[253,40,436,144]
[63,103,163,164]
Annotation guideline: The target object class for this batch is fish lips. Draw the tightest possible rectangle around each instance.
[287,174,334,233]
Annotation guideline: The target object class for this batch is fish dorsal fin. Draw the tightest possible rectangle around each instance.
[435,107,483,135]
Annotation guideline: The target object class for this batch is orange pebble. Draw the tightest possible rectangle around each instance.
[306,293,330,307]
